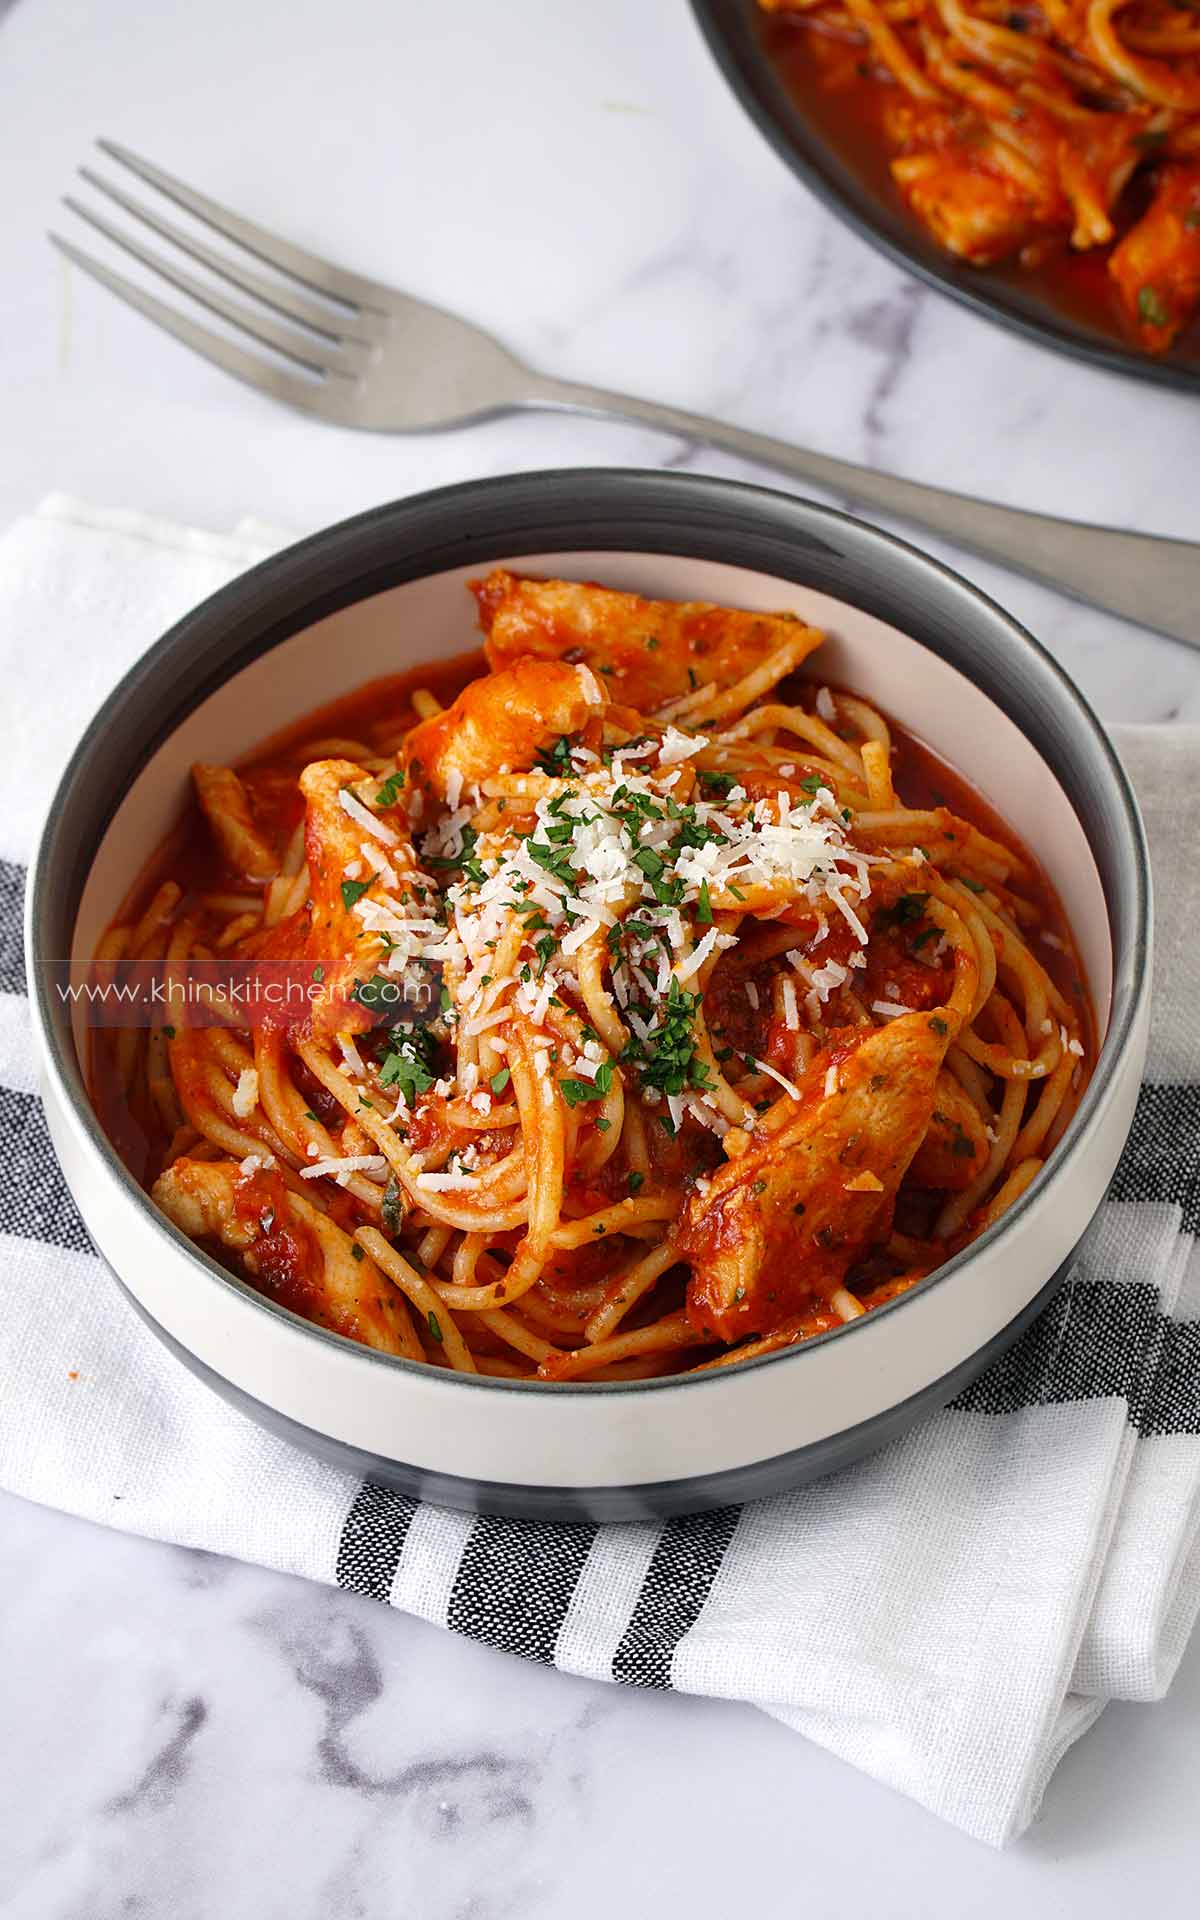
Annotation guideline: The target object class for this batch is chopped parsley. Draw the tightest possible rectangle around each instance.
[378,1025,438,1104]
[427,1310,444,1345]
[340,878,370,910]
[489,1067,511,1096]
[458,824,486,887]
[381,1175,404,1235]
[527,837,577,891]
[534,734,574,776]
[560,1064,613,1106]
[622,977,710,1099]
[374,768,406,806]
[627,1171,645,1195]
[351,973,406,1023]
[1138,285,1171,329]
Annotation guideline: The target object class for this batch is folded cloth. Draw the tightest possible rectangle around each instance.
[2,497,1198,1848]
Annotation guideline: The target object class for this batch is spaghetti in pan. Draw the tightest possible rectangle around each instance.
[759,0,1200,352]
[89,571,1093,1382]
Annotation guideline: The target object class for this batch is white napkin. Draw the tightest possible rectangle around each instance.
[3,497,1198,1848]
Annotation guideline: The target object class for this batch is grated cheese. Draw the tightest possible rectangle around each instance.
[781,975,799,1031]
[415,1168,482,1192]
[300,1152,388,1185]
[657,727,710,766]
[339,786,399,845]
[756,1056,805,1102]
[337,1033,367,1078]
[238,1152,276,1176]
[231,1067,259,1119]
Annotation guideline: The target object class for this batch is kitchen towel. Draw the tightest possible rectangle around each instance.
[2,496,1198,1848]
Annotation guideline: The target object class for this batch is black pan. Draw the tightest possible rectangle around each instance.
[691,0,1200,395]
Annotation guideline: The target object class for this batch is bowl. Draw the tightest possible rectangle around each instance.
[26,470,1151,1520]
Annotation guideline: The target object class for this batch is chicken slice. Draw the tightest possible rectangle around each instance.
[472,570,822,711]
[677,1012,951,1341]
[153,1157,416,1355]
[909,1069,989,1191]
[296,757,426,1040]
[405,654,606,801]
[1109,164,1200,352]
[192,763,280,883]
[892,152,1038,266]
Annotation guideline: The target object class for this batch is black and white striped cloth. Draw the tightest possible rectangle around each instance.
[3,499,1198,1847]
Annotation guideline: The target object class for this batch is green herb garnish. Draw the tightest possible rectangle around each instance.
[560,1077,600,1107]
[350,974,405,1023]
[378,1025,438,1104]
[534,735,573,777]
[1138,285,1171,328]
[381,1174,404,1235]
[528,838,577,891]
[374,768,406,806]
[621,977,708,1099]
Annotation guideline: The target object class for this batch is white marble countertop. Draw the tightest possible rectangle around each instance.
[2,0,1199,1911]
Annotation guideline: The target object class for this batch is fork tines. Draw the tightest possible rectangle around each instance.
[51,141,386,416]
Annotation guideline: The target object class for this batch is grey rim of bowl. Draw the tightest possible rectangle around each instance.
[688,0,1200,396]
[28,467,1152,1400]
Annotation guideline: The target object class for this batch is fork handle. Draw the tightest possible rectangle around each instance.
[524,375,1200,652]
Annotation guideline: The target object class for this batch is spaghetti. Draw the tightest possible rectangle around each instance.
[90,571,1092,1381]
[760,0,1200,351]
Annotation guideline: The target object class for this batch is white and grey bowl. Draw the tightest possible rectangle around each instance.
[26,471,1151,1520]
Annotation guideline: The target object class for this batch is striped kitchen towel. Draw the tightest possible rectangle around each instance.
[2,497,1198,1848]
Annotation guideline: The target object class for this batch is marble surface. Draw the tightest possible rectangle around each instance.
[2,0,1200,1911]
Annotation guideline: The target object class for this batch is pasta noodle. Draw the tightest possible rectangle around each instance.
[89,570,1092,1381]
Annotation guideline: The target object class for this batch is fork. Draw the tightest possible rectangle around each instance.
[53,140,1200,653]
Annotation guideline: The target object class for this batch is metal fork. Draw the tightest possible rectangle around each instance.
[53,140,1200,652]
